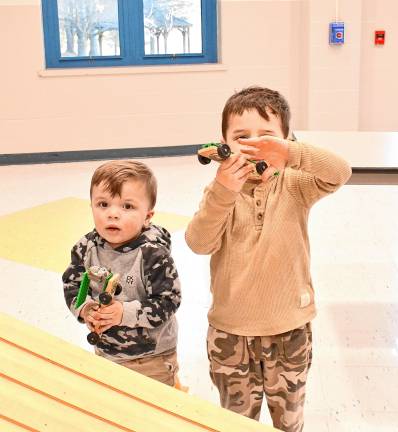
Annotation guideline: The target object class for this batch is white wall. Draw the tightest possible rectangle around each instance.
[0,0,397,155]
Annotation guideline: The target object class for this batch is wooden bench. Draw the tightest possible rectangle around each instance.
[0,313,280,432]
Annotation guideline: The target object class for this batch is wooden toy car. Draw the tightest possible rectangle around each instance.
[75,266,121,346]
[197,142,277,180]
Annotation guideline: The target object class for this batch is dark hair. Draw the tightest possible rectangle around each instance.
[221,86,291,139]
[90,160,157,209]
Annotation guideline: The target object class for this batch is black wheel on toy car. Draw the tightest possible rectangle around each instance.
[198,154,211,165]
[115,284,122,296]
[87,332,100,346]
[217,144,231,160]
[99,292,113,305]
[256,161,268,175]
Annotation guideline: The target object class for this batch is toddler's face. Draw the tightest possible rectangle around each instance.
[224,108,284,154]
[91,179,154,249]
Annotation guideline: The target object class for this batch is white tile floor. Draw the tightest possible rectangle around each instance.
[1,156,398,431]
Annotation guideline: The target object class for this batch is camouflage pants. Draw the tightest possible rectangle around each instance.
[207,323,312,432]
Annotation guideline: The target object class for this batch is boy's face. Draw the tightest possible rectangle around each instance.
[91,179,154,249]
[223,108,285,153]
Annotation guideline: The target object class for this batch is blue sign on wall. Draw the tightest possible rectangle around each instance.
[329,22,345,45]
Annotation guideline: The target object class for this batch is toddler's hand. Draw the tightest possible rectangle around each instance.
[238,135,289,170]
[87,300,124,334]
[216,154,253,192]
[80,302,99,332]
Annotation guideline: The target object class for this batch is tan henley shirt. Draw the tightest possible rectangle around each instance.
[185,141,352,336]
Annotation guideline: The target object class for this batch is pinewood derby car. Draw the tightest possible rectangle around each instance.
[75,266,121,346]
[197,142,279,180]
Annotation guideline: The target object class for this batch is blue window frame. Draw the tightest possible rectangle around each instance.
[42,0,218,69]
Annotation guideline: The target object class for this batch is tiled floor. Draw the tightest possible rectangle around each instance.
[1,156,397,431]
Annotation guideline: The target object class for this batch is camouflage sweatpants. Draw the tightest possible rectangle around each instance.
[207,323,312,432]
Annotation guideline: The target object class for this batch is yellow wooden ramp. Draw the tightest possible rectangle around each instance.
[0,313,280,432]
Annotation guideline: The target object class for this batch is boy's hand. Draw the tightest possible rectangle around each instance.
[86,301,123,334]
[79,302,99,332]
[84,301,123,333]
[238,135,289,170]
[216,154,253,192]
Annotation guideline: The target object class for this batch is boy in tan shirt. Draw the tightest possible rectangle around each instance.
[185,87,351,431]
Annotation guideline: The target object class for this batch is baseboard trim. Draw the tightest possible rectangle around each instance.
[349,172,398,185]
[352,167,398,174]
[1,149,398,183]
[0,145,199,166]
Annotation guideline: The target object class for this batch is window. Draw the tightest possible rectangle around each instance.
[42,0,217,69]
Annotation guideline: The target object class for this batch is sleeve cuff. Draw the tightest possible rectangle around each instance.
[120,300,141,327]
[211,180,239,203]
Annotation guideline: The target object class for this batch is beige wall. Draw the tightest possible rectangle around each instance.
[307,0,362,130]
[0,0,397,155]
[359,0,398,131]
[307,0,398,132]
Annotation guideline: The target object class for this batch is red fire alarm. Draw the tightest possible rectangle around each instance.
[375,30,385,45]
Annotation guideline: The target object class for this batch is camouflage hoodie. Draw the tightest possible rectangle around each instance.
[62,224,181,363]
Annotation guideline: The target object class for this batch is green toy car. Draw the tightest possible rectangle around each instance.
[75,265,121,346]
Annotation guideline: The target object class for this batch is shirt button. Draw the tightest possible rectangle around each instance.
[257,213,263,220]
[256,200,261,206]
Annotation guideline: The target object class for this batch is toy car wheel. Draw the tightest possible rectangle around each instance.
[115,284,122,296]
[198,154,211,165]
[99,292,113,305]
[256,161,268,175]
[87,332,100,346]
[217,144,231,160]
